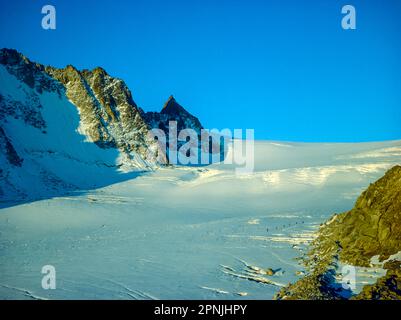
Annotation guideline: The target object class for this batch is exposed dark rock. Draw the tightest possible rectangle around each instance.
[0,48,63,95]
[0,127,23,167]
[144,95,203,135]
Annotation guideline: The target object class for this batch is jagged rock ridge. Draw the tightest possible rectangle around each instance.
[0,48,207,202]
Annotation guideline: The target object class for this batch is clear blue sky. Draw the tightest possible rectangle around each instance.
[1,0,400,142]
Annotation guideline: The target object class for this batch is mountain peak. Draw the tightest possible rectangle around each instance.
[162,95,176,110]
[161,95,188,116]
[92,66,108,76]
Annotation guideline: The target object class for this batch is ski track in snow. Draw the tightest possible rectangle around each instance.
[0,284,48,300]
[0,140,401,299]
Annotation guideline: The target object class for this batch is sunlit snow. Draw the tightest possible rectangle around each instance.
[1,139,400,299]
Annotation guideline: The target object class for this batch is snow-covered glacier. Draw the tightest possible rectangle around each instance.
[1,139,400,299]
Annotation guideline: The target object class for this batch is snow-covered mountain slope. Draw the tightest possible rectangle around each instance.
[0,140,400,299]
[0,61,141,201]
[0,49,207,204]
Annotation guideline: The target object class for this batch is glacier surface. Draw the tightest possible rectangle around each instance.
[0,140,401,299]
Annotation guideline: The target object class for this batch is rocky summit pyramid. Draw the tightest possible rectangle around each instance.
[144,95,203,135]
[0,48,205,203]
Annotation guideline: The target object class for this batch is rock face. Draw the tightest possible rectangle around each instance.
[144,95,207,164]
[311,165,401,267]
[144,95,203,135]
[0,48,206,202]
[276,165,401,300]
[0,48,158,164]
[45,65,155,158]
[0,126,23,167]
[144,95,226,165]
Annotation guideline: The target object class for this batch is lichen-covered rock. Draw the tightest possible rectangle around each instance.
[312,165,401,267]
[276,165,401,300]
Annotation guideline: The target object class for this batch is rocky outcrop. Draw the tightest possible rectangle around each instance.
[311,165,401,267]
[276,165,401,300]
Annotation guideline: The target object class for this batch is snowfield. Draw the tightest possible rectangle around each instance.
[1,140,401,299]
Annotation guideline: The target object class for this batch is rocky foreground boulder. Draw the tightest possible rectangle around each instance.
[276,165,401,300]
